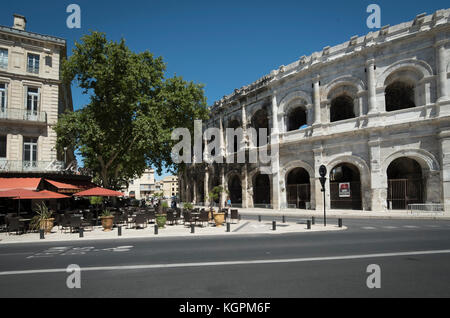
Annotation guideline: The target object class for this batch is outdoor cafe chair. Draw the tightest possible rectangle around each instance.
[183,211,196,227]
[167,211,176,226]
[82,213,95,231]
[60,214,71,233]
[69,216,82,233]
[134,214,147,229]
[230,209,239,224]
[6,217,25,235]
[197,211,209,227]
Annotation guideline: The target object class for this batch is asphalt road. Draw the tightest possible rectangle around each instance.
[1,217,450,298]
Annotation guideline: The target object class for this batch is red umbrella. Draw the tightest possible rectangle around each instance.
[12,190,70,200]
[0,188,38,198]
[74,187,123,197]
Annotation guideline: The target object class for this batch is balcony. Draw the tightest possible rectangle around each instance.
[0,108,47,124]
[0,160,65,173]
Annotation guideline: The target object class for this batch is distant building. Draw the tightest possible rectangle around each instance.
[161,175,178,198]
[123,169,155,200]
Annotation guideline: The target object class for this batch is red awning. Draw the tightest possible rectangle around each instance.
[0,188,69,200]
[13,190,70,200]
[74,187,124,197]
[44,179,80,193]
[0,178,42,191]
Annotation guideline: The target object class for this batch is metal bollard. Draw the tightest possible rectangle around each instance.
[282,216,286,223]
[154,224,158,235]
[226,223,230,232]
[307,220,311,230]
[39,229,45,240]
[79,227,84,238]
[338,218,343,228]
[118,226,122,236]
[312,216,315,225]
[258,215,262,222]
[191,224,195,234]
[272,221,276,231]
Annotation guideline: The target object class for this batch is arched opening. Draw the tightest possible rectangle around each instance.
[251,109,269,147]
[330,95,355,123]
[287,107,307,131]
[228,175,242,205]
[198,179,205,204]
[253,173,271,206]
[227,120,241,153]
[330,163,362,210]
[387,157,424,210]
[385,81,415,112]
[286,168,310,209]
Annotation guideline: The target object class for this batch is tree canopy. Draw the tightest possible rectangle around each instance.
[55,32,209,189]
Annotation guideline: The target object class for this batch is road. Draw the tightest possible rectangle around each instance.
[1,217,450,298]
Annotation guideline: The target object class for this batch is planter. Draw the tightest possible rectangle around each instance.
[101,216,114,232]
[40,218,55,234]
[155,214,167,228]
[213,212,225,227]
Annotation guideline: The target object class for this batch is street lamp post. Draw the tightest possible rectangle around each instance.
[319,165,327,227]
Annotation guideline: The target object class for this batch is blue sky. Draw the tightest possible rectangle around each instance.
[1,0,448,179]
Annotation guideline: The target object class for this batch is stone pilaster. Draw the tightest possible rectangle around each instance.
[439,131,450,211]
[366,59,378,114]
[368,136,386,211]
[436,40,449,103]
[242,164,248,208]
[271,92,282,209]
[313,76,321,125]
[204,167,210,206]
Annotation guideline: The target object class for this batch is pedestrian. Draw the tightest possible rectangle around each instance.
[227,198,231,208]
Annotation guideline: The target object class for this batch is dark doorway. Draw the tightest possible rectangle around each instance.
[287,107,307,131]
[330,95,355,122]
[385,81,415,112]
[387,157,423,209]
[330,163,362,210]
[253,174,271,206]
[228,175,242,204]
[286,168,310,209]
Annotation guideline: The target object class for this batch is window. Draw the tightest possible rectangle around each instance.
[385,81,415,112]
[23,137,38,165]
[0,83,6,112]
[0,49,8,69]
[27,54,40,74]
[26,87,39,117]
[330,95,355,122]
[0,136,6,158]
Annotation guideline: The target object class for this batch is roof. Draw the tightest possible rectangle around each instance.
[0,178,42,191]
[0,188,69,199]
[0,24,66,45]
[44,179,80,192]
[74,187,124,197]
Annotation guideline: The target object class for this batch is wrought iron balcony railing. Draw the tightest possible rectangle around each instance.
[0,108,47,123]
[0,160,65,173]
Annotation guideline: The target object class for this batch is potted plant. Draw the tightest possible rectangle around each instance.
[30,202,54,234]
[155,212,167,228]
[161,201,169,213]
[100,209,114,232]
[183,202,193,211]
[208,186,228,227]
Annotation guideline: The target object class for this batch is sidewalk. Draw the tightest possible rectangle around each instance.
[0,220,346,245]
[236,207,450,220]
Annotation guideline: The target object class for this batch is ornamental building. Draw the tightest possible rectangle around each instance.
[180,9,450,212]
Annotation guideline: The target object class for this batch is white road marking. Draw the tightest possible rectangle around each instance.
[1,249,450,276]
[403,225,419,229]
[362,227,377,230]
[382,226,398,229]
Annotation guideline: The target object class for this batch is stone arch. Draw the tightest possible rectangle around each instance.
[326,155,371,210]
[377,59,433,87]
[248,167,272,207]
[324,75,366,98]
[225,169,243,204]
[278,90,312,114]
[281,160,315,209]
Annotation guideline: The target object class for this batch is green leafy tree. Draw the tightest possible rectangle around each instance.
[55,32,209,189]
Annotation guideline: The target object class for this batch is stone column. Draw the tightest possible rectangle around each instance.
[271,93,282,210]
[242,164,248,208]
[204,167,210,206]
[313,146,329,210]
[220,165,226,208]
[439,132,450,211]
[241,101,248,150]
[219,114,225,159]
[366,59,377,114]
[313,76,321,125]
[436,41,449,102]
[192,178,197,204]
[368,137,386,211]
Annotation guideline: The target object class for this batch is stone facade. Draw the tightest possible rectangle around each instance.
[123,169,156,200]
[0,14,74,174]
[181,10,450,212]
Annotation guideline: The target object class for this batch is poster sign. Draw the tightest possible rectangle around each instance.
[339,183,351,198]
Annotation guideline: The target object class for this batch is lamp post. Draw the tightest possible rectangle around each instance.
[319,165,327,227]
[64,147,68,167]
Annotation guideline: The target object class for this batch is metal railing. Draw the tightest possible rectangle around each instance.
[0,108,47,123]
[0,160,65,173]
[408,203,445,215]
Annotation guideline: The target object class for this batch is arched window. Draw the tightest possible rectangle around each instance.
[385,81,415,112]
[330,95,355,122]
[253,173,270,205]
[287,107,307,131]
[228,175,242,204]
[251,109,269,147]
[227,120,241,153]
